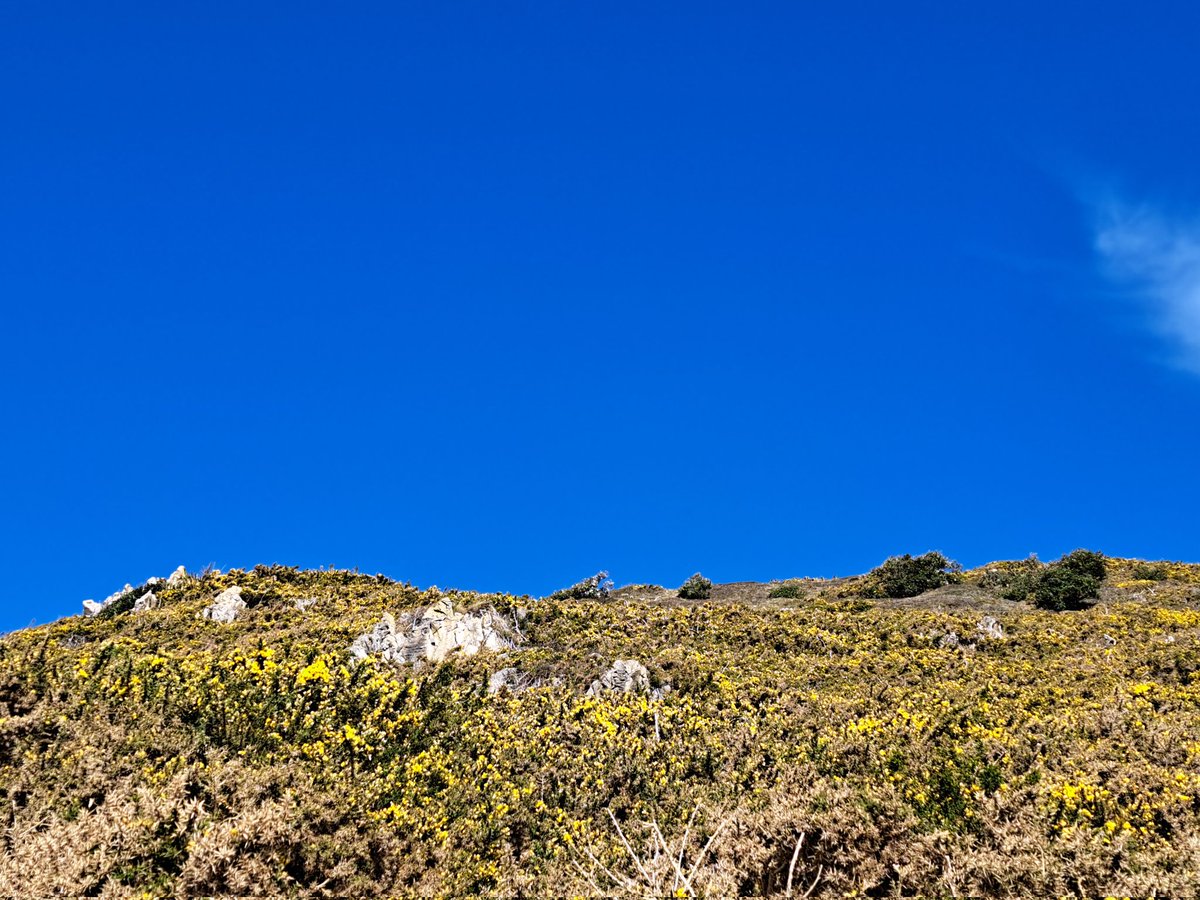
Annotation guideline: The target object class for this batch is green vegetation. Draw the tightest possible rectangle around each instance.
[767,580,806,599]
[1031,550,1107,611]
[547,571,612,601]
[2,557,1200,897]
[979,555,1045,601]
[1131,561,1170,582]
[860,551,960,598]
[95,581,160,619]
[678,573,713,600]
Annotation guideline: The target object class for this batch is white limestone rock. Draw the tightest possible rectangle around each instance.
[587,659,651,696]
[488,667,531,694]
[938,631,961,650]
[350,599,515,666]
[167,565,188,587]
[202,586,246,624]
[294,597,318,612]
[132,591,159,614]
[976,616,1004,641]
[82,583,133,617]
[350,612,401,662]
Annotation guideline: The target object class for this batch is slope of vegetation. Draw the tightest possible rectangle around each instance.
[3,558,1200,897]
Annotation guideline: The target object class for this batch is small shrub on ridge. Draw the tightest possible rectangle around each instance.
[862,552,959,599]
[1032,549,1107,611]
[547,571,613,602]
[678,573,713,600]
[767,580,806,599]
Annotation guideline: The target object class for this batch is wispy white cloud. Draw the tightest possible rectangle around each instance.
[1094,203,1200,374]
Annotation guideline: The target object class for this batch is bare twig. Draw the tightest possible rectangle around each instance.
[687,816,731,883]
[785,831,805,898]
[800,865,823,900]
[650,818,694,896]
[674,803,701,891]
[607,808,653,887]
[572,846,636,893]
[943,854,958,898]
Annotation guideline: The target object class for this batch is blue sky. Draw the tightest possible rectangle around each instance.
[3,2,1199,631]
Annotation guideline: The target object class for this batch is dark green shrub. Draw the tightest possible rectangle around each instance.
[547,571,612,602]
[678,573,713,600]
[1032,567,1097,611]
[980,556,1045,602]
[1031,550,1106,611]
[98,581,160,619]
[767,580,806,599]
[863,552,959,599]
[1057,549,1107,582]
[1130,562,1169,581]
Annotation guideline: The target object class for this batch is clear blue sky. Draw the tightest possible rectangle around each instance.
[4,2,1200,630]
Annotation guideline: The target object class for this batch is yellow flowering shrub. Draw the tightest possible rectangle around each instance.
[2,562,1200,896]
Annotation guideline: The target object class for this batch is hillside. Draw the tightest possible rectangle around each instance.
[3,557,1200,897]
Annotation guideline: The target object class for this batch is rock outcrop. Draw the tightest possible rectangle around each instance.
[83,583,135,617]
[350,598,514,666]
[976,616,1004,641]
[587,659,651,696]
[82,568,183,617]
[132,591,160,614]
[488,667,531,694]
[938,631,960,650]
[202,587,247,624]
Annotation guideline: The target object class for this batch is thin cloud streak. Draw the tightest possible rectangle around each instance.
[1095,203,1200,374]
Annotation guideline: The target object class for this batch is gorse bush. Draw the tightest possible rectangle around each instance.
[1057,549,1107,582]
[767,580,806,599]
[861,552,960,599]
[547,571,612,601]
[1031,549,1107,611]
[979,556,1045,602]
[678,573,713,600]
[1130,562,1170,582]
[4,558,1200,897]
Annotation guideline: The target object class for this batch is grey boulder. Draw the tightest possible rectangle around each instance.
[588,659,651,696]
[202,586,247,624]
[350,598,515,666]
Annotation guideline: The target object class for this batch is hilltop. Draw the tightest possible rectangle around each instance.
[3,556,1200,897]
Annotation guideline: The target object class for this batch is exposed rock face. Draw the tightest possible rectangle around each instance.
[167,565,188,587]
[588,659,651,696]
[488,667,530,694]
[202,587,246,624]
[351,612,401,662]
[82,583,134,617]
[132,591,159,614]
[350,598,514,666]
[294,597,318,612]
[82,570,177,617]
[977,616,1004,641]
